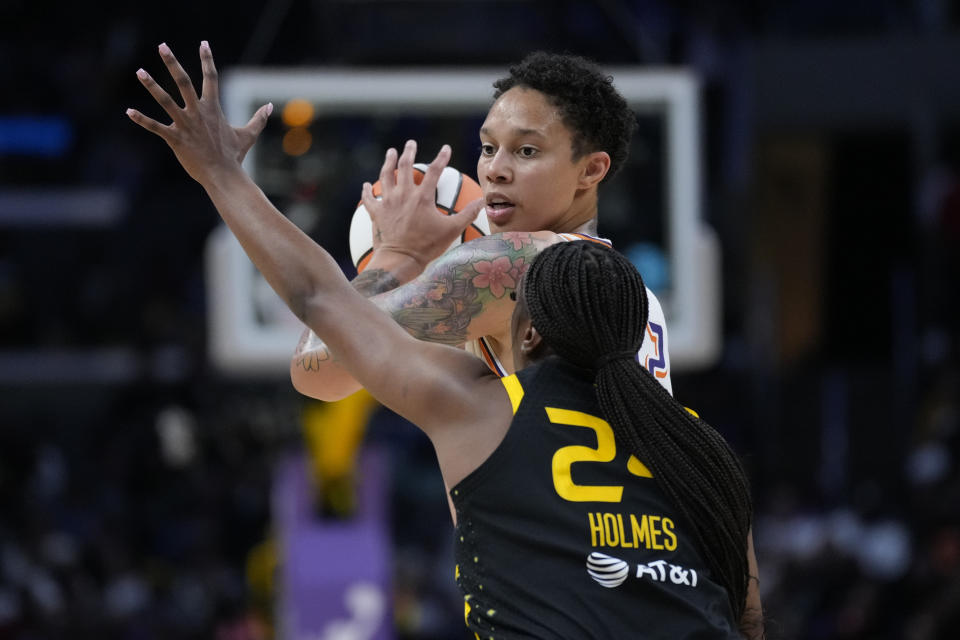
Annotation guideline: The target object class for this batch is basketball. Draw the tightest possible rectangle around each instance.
[348,163,489,272]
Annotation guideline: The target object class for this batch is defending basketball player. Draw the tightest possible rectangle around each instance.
[128,41,763,639]
[288,50,676,401]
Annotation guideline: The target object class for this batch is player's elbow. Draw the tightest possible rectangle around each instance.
[289,359,312,396]
[289,352,358,402]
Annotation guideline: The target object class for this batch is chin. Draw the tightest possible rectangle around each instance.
[489,219,527,234]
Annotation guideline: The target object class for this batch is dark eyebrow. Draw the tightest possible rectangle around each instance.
[479,126,547,139]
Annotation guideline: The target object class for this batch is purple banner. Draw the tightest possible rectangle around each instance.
[274,448,393,640]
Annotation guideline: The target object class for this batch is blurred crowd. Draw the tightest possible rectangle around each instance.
[3,1,960,638]
[0,378,312,639]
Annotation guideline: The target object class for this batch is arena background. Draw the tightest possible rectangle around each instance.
[2,1,960,638]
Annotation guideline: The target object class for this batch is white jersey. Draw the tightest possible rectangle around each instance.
[466,232,673,396]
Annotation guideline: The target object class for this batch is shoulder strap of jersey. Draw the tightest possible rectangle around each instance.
[557,232,613,247]
[476,336,508,377]
[499,374,525,415]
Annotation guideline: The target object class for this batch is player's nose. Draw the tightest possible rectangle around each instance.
[482,148,512,184]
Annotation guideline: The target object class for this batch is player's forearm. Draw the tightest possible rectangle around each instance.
[739,605,764,640]
[289,263,429,401]
[202,166,342,321]
[291,231,554,400]
[201,169,399,399]
[288,264,406,401]
[740,529,765,640]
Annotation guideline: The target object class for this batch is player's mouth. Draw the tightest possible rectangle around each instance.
[484,194,516,224]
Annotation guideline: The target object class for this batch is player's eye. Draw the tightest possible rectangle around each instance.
[517,146,538,158]
[479,143,495,156]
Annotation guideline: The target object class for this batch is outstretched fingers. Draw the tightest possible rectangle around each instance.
[158,42,199,110]
[198,40,219,103]
[129,40,268,182]
[135,67,183,124]
[125,107,171,140]
[240,102,274,153]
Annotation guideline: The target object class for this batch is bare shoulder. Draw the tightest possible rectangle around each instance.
[429,364,518,488]
[373,230,563,349]
[464,229,562,252]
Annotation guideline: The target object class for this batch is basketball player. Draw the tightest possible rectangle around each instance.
[288,51,676,401]
[128,41,763,639]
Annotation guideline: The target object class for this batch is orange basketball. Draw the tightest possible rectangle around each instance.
[349,163,489,272]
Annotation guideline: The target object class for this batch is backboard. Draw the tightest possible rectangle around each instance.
[207,67,721,375]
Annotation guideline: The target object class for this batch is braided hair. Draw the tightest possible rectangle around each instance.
[523,241,753,621]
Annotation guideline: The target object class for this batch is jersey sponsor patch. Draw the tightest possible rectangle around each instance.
[586,552,630,588]
[586,552,700,589]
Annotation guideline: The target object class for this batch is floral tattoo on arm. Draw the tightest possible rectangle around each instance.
[380,232,540,346]
[294,327,331,371]
[293,232,542,370]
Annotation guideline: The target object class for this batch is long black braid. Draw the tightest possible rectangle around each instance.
[523,241,753,621]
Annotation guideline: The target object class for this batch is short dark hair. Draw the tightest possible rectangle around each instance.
[493,52,638,182]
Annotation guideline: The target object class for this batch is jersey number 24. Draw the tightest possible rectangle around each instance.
[547,407,653,503]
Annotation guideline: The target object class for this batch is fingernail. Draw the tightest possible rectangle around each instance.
[406,139,415,147]
[125,108,135,117]
[159,42,170,55]
[136,68,147,79]
[201,40,209,50]
[442,144,451,153]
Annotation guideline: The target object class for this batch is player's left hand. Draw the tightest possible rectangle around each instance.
[127,41,272,185]
[361,139,483,274]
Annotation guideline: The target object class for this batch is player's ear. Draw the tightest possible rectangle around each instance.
[519,323,544,358]
[578,151,611,189]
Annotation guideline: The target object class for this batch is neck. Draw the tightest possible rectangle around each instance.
[552,189,599,235]
[551,215,598,235]
[569,217,599,235]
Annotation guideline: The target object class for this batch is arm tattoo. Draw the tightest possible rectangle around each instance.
[381,232,541,346]
[293,233,542,371]
[294,327,334,370]
[352,268,400,298]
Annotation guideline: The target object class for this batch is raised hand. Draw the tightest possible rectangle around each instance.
[127,41,272,185]
[361,139,483,272]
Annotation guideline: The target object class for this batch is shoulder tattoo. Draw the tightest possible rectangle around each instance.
[383,232,542,345]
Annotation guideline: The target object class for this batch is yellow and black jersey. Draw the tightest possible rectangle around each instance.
[450,356,739,639]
